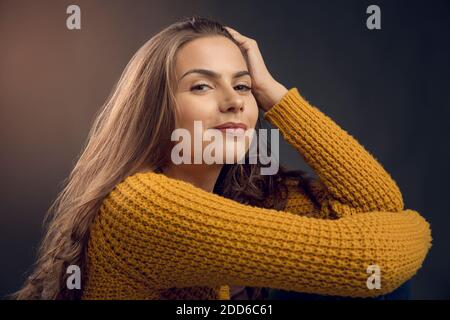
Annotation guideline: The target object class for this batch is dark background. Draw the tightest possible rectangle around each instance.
[1,0,449,299]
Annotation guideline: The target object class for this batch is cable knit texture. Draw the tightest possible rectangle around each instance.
[81,88,432,300]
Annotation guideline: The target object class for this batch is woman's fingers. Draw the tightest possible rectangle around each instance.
[224,26,244,43]
[224,26,287,111]
[225,26,266,79]
[225,26,257,51]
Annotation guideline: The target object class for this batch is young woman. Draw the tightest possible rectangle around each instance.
[14,17,432,300]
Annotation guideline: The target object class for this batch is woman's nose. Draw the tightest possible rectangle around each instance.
[218,88,245,113]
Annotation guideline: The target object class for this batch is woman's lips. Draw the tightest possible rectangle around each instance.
[213,127,245,136]
[213,122,247,130]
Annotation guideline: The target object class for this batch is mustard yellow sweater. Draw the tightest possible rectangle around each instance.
[81,88,432,300]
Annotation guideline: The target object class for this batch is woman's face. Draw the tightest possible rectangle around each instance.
[173,36,259,165]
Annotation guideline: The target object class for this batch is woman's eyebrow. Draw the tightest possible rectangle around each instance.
[179,69,250,81]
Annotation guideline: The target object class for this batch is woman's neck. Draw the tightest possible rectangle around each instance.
[161,163,223,193]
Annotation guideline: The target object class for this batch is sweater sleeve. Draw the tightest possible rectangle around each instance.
[265,88,404,218]
[91,171,432,298]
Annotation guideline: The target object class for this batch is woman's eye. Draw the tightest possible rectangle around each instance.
[190,83,251,92]
[235,84,252,91]
[190,84,211,92]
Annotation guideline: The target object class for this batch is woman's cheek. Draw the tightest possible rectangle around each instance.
[247,99,259,128]
[176,97,206,129]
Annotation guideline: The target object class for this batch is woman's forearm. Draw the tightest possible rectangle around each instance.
[264,87,404,217]
[84,171,431,298]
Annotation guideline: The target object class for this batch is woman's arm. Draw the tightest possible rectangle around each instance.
[224,26,403,218]
[265,88,404,218]
[88,171,431,298]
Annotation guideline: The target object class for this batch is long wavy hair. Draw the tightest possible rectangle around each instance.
[11,16,318,300]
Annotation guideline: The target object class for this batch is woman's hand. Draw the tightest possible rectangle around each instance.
[225,26,288,112]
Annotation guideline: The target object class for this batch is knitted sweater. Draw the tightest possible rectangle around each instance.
[81,88,432,300]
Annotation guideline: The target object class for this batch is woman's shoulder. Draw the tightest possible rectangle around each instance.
[114,170,173,192]
[92,171,175,235]
[99,170,168,211]
[105,169,232,209]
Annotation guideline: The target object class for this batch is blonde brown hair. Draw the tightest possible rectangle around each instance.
[12,16,316,300]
